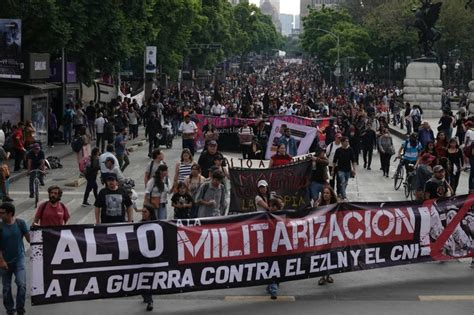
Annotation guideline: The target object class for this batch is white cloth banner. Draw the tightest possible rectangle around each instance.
[265,119,317,159]
[145,46,157,73]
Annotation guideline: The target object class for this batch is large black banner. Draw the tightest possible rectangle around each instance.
[228,159,312,213]
[31,195,474,305]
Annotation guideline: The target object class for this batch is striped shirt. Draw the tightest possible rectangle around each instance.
[177,162,193,182]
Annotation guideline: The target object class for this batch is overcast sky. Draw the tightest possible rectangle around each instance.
[249,0,300,15]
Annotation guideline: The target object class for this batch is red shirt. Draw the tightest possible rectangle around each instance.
[271,154,293,167]
[35,202,70,226]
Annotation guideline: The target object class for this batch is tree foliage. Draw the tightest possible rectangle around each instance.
[1,0,281,82]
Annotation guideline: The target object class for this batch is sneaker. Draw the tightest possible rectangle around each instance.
[146,303,153,311]
[82,202,91,207]
[470,261,474,268]
[270,292,277,300]
[29,194,34,198]
[2,196,14,202]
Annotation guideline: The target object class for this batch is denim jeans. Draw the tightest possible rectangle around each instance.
[155,203,167,220]
[266,282,278,296]
[63,123,72,144]
[337,171,351,199]
[309,181,325,201]
[2,257,26,313]
[142,293,153,304]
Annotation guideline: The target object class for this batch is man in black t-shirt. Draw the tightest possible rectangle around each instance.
[424,165,453,200]
[333,137,355,201]
[94,174,133,224]
[27,143,45,198]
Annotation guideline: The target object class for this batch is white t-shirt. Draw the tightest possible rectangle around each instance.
[179,121,197,135]
[465,129,474,146]
[255,195,267,212]
[0,129,4,146]
[326,141,342,165]
[145,177,170,202]
[95,117,106,133]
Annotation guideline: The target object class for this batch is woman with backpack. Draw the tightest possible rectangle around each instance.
[82,147,100,207]
[144,164,170,220]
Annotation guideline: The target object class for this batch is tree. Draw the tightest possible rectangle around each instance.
[301,7,369,67]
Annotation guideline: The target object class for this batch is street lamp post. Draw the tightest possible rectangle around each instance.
[306,27,340,84]
[442,63,447,88]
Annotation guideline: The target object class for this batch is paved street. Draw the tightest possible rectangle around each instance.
[6,127,472,314]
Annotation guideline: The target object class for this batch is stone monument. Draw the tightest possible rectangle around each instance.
[403,0,443,118]
[403,62,443,118]
[469,80,474,105]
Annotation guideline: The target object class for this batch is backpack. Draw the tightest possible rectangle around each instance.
[36,201,67,224]
[71,136,83,153]
[79,156,91,174]
[63,111,73,125]
[3,134,13,152]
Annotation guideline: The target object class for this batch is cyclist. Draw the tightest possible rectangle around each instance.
[398,133,422,173]
[26,143,45,198]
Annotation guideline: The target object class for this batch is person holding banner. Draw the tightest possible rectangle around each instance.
[316,186,338,285]
[179,115,198,156]
[269,144,292,168]
[140,204,157,311]
[238,121,254,159]
[255,180,271,212]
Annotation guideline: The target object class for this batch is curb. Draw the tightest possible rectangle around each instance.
[388,125,408,141]
[8,137,148,184]
[8,147,76,184]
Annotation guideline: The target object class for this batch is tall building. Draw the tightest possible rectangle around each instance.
[260,0,282,33]
[260,0,280,14]
[280,13,294,36]
[294,15,301,29]
[300,0,343,29]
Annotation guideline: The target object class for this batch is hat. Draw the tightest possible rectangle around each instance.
[257,179,268,187]
[105,173,118,181]
[335,133,342,138]
[31,143,40,149]
[104,157,115,164]
[420,153,436,164]
[208,140,217,146]
[433,165,444,172]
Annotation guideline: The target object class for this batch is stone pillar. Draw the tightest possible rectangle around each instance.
[469,81,474,105]
[403,61,443,118]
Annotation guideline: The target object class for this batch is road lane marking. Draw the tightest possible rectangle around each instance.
[225,296,295,302]
[419,295,474,301]
[53,262,170,275]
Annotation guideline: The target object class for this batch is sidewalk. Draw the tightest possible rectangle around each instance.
[7,137,147,183]
[388,110,457,140]
[7,142,75,183]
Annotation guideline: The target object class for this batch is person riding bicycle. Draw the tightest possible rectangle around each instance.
[27,143,45,198]
[398,133,422,173]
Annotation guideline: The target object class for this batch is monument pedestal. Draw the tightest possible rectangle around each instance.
[403,61,443,118]
[469,81,474,105]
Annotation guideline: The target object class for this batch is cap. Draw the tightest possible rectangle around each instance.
[208,140,217,146]
[105,173,118,181]
[257,179,268,187]
[433,165,444,172]
[335,133,342,138]
[420,153,436,164]
[31,143,40,149]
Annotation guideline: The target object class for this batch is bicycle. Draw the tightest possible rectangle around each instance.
[393,157,405,190]
[404,163,416,201]
[30,169,45,207]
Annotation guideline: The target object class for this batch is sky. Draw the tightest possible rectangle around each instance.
[249,0,301,15]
